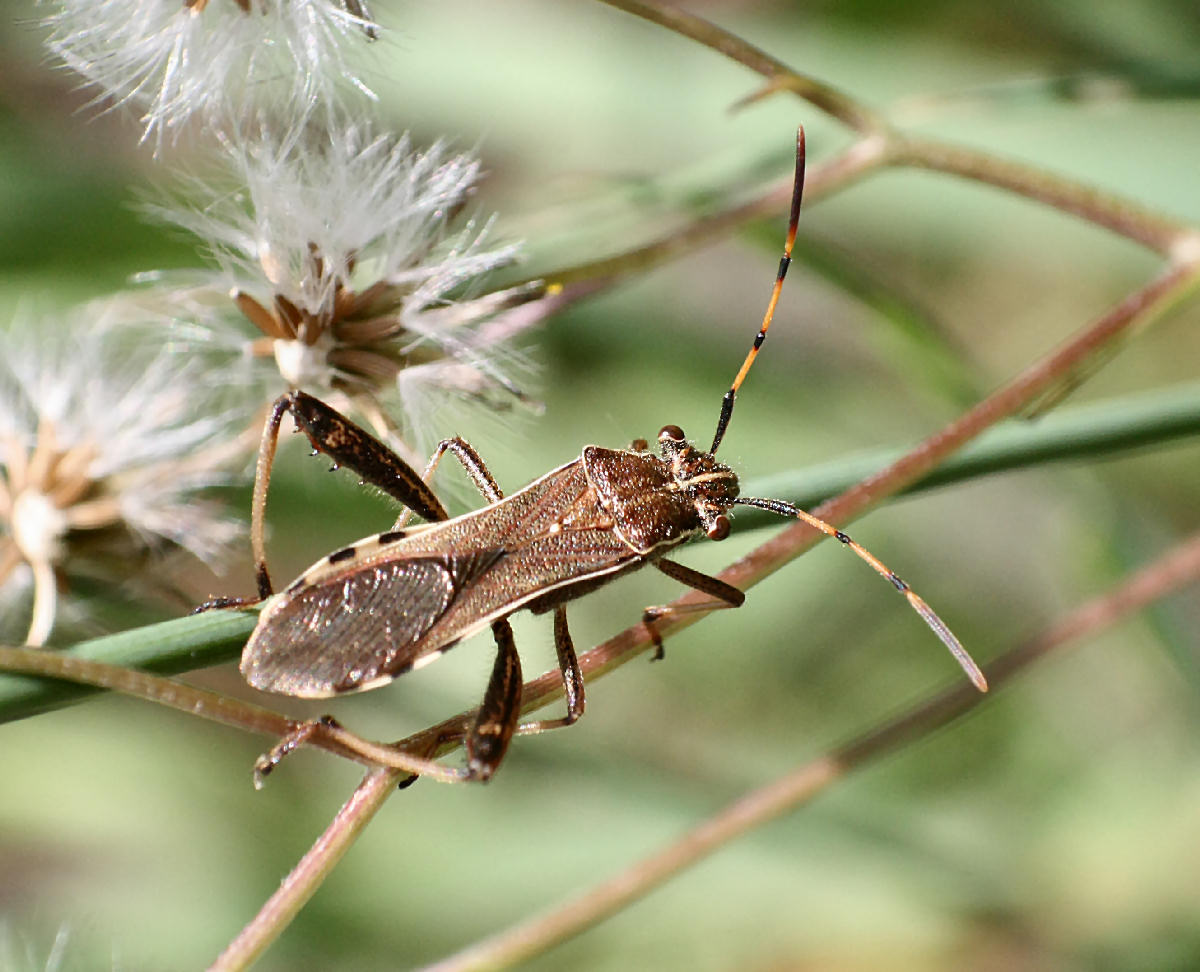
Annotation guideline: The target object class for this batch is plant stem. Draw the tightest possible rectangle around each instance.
[424,530,1200,971]
[0,644,284,732]
[893,134,1192,258]
[520,135,890,298]
[597,0,887,133]
[209,767,404,972]
[597,0,1196,258]
[738,378,1200,526]
[0,609,257,722]
[0,646,395,770]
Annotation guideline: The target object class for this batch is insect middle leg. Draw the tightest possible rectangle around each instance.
[515,605,585,734]
[393,607,581,786]
[642,558,746,660]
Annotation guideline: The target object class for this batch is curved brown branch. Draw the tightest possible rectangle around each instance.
[892,135,1192,259]
[425,529,1200,971]
[524,135,888,297]
[209,767,404,972]
[596,0,1195,259]
[597,0,886,133]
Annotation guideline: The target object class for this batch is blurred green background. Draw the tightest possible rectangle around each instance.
[3,1,1200,969]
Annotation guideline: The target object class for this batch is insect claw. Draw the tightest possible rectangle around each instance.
[466,737,503,782]
[191,594,258,613]
[642,607,667,661]
[252,717,342,789]
[252,755,276,790]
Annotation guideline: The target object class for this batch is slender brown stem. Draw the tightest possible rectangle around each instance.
[425,530,1200,972]
[516,136,891,300]
[0,648,291,734]
[209,767,405,972]
[535,182,794,293]
[0,648,388,770]
[596,0,1195,258]
[892,135,1192,259]
[597,0,886,133]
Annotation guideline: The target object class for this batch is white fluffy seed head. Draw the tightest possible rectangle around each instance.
[144,119,541,458]
[41,0,381,143]
[155,122,517,321]
[0,305,246,592]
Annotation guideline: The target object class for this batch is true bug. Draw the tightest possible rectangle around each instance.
[220,128,985,785]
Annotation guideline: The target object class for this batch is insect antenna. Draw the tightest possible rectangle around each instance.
[710,126,806,456]
[733,495,988,692]
[707,129,984,691]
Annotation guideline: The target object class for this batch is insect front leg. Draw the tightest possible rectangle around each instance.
[194,397,298,611]
[642,558,746,660]
[395,437,505,533]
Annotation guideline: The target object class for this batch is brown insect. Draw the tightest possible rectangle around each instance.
[218,129,985,785]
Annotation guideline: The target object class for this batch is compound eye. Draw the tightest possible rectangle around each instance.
[706,515,731,541]
[658,424,685,443]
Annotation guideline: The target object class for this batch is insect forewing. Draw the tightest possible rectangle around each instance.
[242,551,501,697]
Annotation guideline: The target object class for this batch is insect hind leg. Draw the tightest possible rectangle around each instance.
[252,715,472,787]
[464,618,524,781]
[282,391,448,521]
[365,609,576,790]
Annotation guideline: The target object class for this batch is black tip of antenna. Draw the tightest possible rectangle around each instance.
[710,390,736,455]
